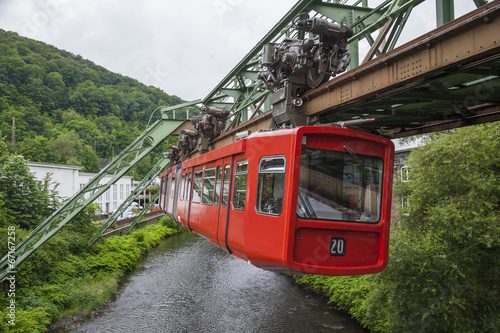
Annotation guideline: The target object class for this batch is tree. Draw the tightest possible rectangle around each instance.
[19,135,53,163]
[0,152,58,229]
[78,145,100,173]
[384,122,500,332]
[51,130,80,164]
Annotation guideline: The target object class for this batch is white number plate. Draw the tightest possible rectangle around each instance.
[329,237,346,256]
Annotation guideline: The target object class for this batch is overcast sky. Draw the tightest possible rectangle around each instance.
[0,0,478,102]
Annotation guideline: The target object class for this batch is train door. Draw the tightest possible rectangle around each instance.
[165,170,173,218]
[176,168,191,229]
[159,173,166,212]
[225,158,249,259]
[216,158,233,253]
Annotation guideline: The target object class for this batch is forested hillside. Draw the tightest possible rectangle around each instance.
[0,30,184,176]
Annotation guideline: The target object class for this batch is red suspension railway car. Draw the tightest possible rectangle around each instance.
[159,126,394,275]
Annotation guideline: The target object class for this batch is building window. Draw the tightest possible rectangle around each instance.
[401,196,410,216]
[400,166,410,182]
[256,156,286,215]
[120,184,124,199]
[106,189,110,201]
[113,202,117,210]
[233,160,248,210]
[113,184,117,200]
[126,184,130,197]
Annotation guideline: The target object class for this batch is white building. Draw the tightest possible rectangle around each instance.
[27,162,133,214]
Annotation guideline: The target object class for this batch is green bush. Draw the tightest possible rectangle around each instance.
[0,219,183,332]
[294,123,500,332]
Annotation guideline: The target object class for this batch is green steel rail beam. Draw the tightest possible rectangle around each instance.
[87,156,170,247]
[0,117,183,281]
[161,99,202,119]
[123,192,162,236]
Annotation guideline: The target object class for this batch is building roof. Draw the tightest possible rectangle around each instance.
[26,161,83,171]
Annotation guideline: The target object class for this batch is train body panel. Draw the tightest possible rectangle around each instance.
[160,126,394,275]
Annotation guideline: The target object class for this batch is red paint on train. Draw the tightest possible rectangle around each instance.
[160,126,394,275]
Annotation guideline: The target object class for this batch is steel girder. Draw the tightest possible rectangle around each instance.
[123,192,161,236]
[0,118,183,281]
[87,156,170,247]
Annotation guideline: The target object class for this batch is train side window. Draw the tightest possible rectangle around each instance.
[202,168,215,205]
[180,173,186,201]
[192,170,202,203]
[256,156,286,215]
[214,166,222,206]
[221,164,230,207]
[166,173,172,207]
[233,160,248,210]
[186,172,192,201]
[159,176,166,209]
[170,176,176,198]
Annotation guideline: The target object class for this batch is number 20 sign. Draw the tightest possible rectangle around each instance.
[329,237,346,256]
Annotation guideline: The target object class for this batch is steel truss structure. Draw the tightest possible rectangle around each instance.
[87,157,171,247]
[202,0,487,129]
[0,117,183,281]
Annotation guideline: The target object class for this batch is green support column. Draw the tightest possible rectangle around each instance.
[436,0,454,26]
[0,117,183,281]
[87,156,170,247]
[123,192,161,236]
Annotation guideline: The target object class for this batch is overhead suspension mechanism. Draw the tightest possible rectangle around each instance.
[191,105,229,153]
[167,145,181,165]
[258,13,353,128]
[177,129,199,161]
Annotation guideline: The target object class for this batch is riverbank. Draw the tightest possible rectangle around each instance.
[0,217,184,333]
[56,231,369,332]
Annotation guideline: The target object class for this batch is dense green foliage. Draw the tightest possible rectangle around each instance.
[0,217,182,333]
[0,30,183,176]
[294,122,500,332]
[0,144,184,331]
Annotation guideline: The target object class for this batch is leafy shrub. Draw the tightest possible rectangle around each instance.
[294,123,500,332]
[0,222,183,332]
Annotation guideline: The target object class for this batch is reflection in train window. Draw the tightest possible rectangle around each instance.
[202,168,215,206]
[297,147,383,223]
[192,170,203,204]
[214,166,222,206]
[186,172,192,201]
[180,173,186,201]
[170,175,175,198]
[256,156,286,215]
[221,164,230,207]
[233,160,248,210]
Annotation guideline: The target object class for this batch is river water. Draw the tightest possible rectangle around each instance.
[63,232,368,333]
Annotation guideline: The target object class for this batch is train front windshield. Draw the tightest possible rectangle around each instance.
[297,146,384,223]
